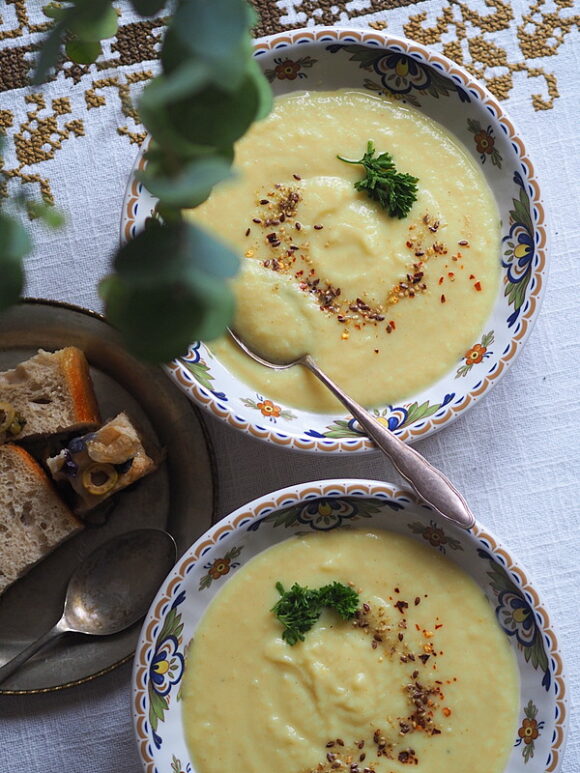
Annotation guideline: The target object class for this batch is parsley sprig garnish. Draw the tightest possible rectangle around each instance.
[337,141,418,219]
[272,581,360,645]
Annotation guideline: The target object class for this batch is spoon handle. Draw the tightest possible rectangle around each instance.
[0,618,69,686]
[302,356,475,530]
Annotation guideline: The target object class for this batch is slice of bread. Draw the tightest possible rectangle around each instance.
[0,347,101,444]
[0,444,83,595]
[47,412,157,513]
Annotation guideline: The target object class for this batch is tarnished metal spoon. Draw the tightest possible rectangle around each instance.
[229,328,475,530]
[0,529,176,685]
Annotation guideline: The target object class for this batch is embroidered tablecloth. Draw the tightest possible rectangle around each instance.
[0,2,578,771]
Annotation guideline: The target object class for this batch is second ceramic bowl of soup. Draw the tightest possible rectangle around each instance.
[132,479,566,773]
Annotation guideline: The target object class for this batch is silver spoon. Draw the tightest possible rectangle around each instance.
[0,529,176,685]
[229,328,475,530]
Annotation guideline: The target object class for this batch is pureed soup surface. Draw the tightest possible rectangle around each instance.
[181,529,519,773]
[190,90,501,411]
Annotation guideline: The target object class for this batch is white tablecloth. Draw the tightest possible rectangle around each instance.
[0,1,578,771]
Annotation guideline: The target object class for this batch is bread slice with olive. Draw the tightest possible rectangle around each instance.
[0,347,101,445]
[0,444,83,595]
[46,412,157,513]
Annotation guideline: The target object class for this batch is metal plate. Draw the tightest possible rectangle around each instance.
[0,299,217,694]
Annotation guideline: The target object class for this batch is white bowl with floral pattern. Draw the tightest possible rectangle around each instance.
[132,478,566,773]
[122,27,547,453]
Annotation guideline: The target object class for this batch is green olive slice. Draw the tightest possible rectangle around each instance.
[82,463,118,496]
[0,402,16,433]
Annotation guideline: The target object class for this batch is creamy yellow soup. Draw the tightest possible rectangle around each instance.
[182,529,519,773]
[190,89,501,412]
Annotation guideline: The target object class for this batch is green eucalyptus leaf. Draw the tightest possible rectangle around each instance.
[102,271,234,361]
[68,3,118,42]
[26,200,65,227]
[0,214,30,310]
[162,0,250,87]
[42,3,68,21]
[137,156,234,208]
[103,221,238,361]
[33,19,66,83]
[65,38,102,64]
[167,71,261,148]
[130,0,167,15]
[140,60,210,107]
[246,57,273,121]
[114,221,238,281]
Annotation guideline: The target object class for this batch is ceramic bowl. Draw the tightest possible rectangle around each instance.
[122,27,547,453]
[132,479,566,773]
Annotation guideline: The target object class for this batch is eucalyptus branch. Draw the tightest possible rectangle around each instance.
[0,0,272,363]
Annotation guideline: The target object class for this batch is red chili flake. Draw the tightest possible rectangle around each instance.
[245,228,250,236]
[440,294,446,303]
[406,240,413,249]
[435,624,443,629]
[442,707,452,717]
[448,272,455,279]
[438,276,444,285]
[458,240,469,246]
[390,320,396,330]
[474,281,482,291]
[252,217,261,224]
[394,600,409,614]
[469,273,475,280]
[374,348,379,353]
[414,596,420,606]
[398,632,404,641]
[394,587,400,593]
[293,174,301,180]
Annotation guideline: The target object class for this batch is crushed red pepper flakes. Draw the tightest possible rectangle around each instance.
[440,294,446,303]
[474,281,482,291]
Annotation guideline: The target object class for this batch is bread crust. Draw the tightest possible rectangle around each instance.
[4,444,83,528]
[58,347,101,425]
[0,443,83,595]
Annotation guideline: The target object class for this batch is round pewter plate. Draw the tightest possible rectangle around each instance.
[0,299,217,694]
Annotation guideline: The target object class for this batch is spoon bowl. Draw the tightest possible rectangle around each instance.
[0,529,176,685]
[63,529,177,636]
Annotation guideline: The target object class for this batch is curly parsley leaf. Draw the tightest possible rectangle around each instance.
[338,140,418,219]
[272,581,360,645]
